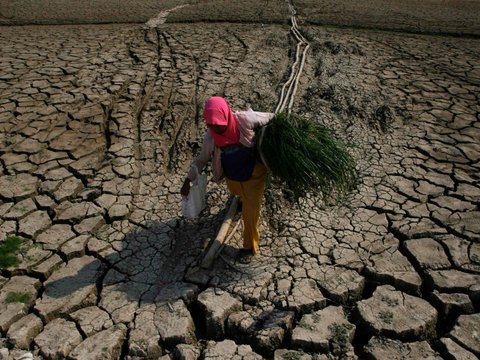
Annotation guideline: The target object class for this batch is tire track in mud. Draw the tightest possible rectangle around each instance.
[158,31,198,171]
[136,28,199,174]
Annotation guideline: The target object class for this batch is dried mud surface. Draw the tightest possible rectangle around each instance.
[296,0,480,36]
[1,1,479,360]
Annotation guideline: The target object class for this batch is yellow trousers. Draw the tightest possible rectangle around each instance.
[225,162,267,255]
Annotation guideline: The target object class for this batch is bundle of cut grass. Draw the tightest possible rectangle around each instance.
[259,112,356,200]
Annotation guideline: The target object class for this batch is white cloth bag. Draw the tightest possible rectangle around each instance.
[182,165,207,219]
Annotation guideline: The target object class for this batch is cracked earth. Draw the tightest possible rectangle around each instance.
[0,1,479,359]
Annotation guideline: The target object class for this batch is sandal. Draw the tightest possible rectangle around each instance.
[238,249,253,264]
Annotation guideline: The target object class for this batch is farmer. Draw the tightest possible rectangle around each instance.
[181,96,274,263]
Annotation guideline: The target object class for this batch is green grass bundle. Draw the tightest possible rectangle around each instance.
[259,112,356,200]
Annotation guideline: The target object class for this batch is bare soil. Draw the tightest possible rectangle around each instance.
[0,1,479,359]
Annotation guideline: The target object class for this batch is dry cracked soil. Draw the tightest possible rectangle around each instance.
[0,1,479,359]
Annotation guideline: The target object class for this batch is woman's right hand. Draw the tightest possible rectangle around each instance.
[180,178,191,197]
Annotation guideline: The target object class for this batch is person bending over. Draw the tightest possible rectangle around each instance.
[181,96,274,263]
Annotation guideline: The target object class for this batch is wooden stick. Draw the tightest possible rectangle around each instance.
[200,196,239,268]
[214,217,242,259]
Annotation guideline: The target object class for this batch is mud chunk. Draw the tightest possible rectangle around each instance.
[6,313,43,349]
[34,318,83,360]
[153,282,199,306]
[30,254,63,280]
[99,283,139,324]
[197,288,242,340]
[427,269,480,293]
[54,201,104,223]
[203,340,262,360]
[440,235,480,272]
[363,336,442,359]
[436,337,478,360]
[3,198,37,220]
[287,278,326,315]
[252,310,295,356]
[173,344,201,360]
[128,304,162,359]
[0,174,38,201]
[108,204,130,220]
[53,176,84,201]
[227,311,255,341]
[403,238,451,270]
[356,285,437,341]
[74,215,105,234]
[311,265,365,304]
[71,104,104,120]
[430,291,475,319]
[18,210,51,238]
[36,223,76,250]
[274,349,313,360]
[70,306,114,337]
[68,324,127,360]
[291,306,355,355]
[448,313,480,357]
[366,250,422,295]
[0,276,40,333]
[155,299,196,349]
[60,234,90,259]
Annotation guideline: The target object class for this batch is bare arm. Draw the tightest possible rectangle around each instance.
[181,132,214,196]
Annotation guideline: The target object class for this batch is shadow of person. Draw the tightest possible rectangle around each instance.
[34,211,229,322]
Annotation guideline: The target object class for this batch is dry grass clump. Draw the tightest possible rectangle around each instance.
[260,112,356,200]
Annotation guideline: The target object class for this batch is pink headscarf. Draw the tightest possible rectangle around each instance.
[203,96,239,147]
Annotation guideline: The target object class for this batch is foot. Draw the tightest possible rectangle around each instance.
[238,249,253,264]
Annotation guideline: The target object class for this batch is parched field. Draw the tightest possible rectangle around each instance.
[0,1,479,359]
